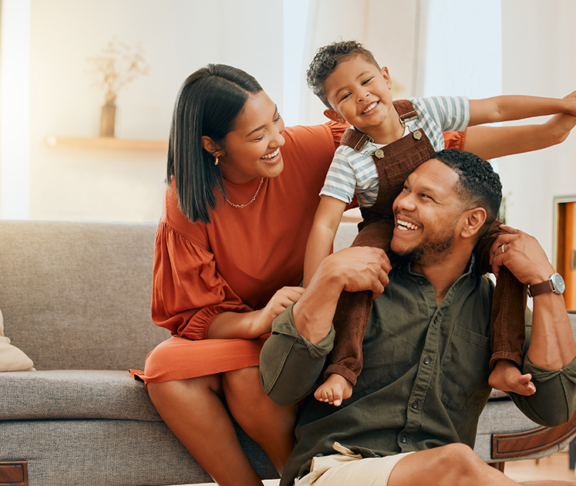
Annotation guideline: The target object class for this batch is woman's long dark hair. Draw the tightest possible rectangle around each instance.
[167,64,263,223]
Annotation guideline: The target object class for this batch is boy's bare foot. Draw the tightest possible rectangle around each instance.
[488,359,536,396]
[314,374,353,406]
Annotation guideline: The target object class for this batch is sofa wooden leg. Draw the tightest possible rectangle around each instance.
[489,462,505,472]
[0,461,28,486]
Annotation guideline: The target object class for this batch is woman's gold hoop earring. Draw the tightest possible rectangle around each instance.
[214,156,219,166]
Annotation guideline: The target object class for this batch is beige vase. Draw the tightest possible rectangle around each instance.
[100,96,117,137]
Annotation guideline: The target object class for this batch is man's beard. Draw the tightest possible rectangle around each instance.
[395,223,457,264]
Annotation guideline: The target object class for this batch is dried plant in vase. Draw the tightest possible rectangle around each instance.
[86,38,150,137]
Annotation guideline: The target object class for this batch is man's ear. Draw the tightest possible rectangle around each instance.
[381,66,392,90]
[460,208,487,240]
[323,109,346,124]
[201,136,222,157]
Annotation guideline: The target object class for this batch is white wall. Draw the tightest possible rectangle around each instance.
[500,0,576,261]
[421,0,501,99]
[0,0,30,219]
[28,0,284,222]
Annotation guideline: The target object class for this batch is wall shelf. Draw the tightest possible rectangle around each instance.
[45,135,168,151]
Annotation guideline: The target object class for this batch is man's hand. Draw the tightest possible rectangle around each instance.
[489,224,555,284]
[313,246,392,298]
[294,246,391,344]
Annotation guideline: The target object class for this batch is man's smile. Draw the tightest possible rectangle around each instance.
[396,217,421,231]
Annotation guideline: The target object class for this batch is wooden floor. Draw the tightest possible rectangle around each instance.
[504,449,575,482]
[185,449,575,485]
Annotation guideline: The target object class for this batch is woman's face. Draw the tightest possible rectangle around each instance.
[218,90,286,184]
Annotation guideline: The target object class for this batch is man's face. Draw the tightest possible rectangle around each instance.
[391,159,466,264]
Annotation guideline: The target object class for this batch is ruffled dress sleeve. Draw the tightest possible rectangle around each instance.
[443,130,467,150]
[152,217,252,342]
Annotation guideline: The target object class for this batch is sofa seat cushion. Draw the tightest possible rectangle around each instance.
[0,370,161,421]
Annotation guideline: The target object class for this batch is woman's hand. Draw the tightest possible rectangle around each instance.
[256,286,305,336]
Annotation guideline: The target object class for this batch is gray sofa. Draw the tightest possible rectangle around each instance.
[0,220,574,486]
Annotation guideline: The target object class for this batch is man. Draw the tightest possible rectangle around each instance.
[260,149,576,486]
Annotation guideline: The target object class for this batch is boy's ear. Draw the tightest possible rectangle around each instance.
[381,66,392,90]
[323,109,346,124]
[460,208,487,240]
[201,136,222,157]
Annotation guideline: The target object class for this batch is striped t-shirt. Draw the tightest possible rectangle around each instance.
[320,96,470,208]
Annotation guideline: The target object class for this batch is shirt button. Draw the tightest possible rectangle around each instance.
[400,436,407,444]
[423,357,430,365]
[418,279,425,285]
[411,401,419,409]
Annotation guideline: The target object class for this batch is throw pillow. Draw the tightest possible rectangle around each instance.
[0,309,35,372]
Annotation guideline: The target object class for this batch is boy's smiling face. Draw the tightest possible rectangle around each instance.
[323,56,397,137]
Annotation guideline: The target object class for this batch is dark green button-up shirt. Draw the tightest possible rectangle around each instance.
[260,257,576,485]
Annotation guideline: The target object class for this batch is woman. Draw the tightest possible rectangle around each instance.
[132,64,347,486]
[133,64,575,486]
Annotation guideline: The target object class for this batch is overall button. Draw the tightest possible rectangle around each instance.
[374,149,384,159]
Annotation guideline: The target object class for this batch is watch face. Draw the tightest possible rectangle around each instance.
[551,273,566,294]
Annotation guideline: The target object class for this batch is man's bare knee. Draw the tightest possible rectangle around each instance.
[434,444,486,483]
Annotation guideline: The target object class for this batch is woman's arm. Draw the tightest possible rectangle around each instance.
[462,110,576,160]
[468,91,576,126]
[303,196,348,287]
[207,286,305,339]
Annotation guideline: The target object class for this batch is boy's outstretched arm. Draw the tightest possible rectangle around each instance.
[303,196,347,287]
[469,91,576,126]
[463,111,576,160]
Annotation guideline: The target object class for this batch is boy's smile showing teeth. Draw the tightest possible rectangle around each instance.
[362,101,379,115]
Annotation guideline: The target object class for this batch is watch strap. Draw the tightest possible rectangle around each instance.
[528,279,554,297]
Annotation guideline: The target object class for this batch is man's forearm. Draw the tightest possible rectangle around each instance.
[296,247,390,343]
[529,293,576,370]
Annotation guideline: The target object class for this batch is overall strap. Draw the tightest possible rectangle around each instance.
[339,100,419,152]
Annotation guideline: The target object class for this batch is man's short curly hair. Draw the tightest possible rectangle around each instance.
[433,149,502,232]
[306,40,380,109]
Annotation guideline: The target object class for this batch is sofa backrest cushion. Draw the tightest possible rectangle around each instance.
[0,220,170,370]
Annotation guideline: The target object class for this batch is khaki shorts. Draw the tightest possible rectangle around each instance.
[295,443,413,486]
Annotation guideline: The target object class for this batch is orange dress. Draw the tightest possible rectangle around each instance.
[132,122,346,384]
[131,127,466,385]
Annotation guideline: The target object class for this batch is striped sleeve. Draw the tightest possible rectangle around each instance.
[411,96,470,152]
[319,147,357,204]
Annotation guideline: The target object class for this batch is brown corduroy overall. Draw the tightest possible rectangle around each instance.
[325,99,527,386]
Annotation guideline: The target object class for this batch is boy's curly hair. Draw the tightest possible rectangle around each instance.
[306,40,380,109]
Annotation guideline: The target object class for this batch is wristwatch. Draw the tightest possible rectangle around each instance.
[528,273,565,297]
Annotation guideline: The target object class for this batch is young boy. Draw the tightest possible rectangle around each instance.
[304,40,576,406]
